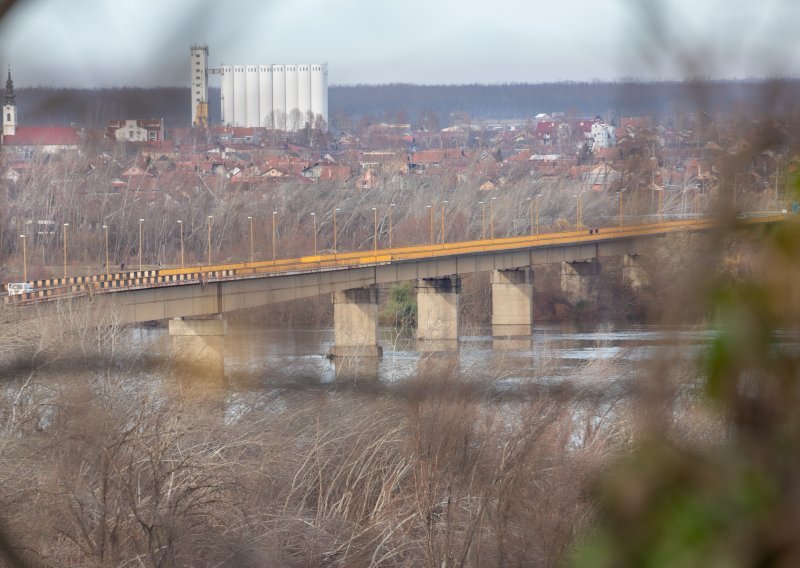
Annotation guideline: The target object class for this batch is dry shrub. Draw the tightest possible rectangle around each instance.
[0,345,627,567]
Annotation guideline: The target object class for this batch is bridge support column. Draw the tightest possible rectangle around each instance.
[168,315,226,382]
[329,286,383,359]
[416,276,460,351]
[623,254,648,289]
[561,260,600,305]
[491,268,533,338]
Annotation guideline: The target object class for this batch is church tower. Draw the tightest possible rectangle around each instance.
[3,66,17,139]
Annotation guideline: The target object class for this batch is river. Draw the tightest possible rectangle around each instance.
[125,322,708,394]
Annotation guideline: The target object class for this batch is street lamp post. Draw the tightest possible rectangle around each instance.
[575,193,584,231]
[206,215,213,266]
[478,201,485,240]
[535,193,542,235]
[177,220,184,268]
[63,223,69,279]
[389,203,395,248]
[102,225,109,277]
[426,205,433,245]
[272,211,277,261]
[19,234,26,282]
[441,200,448,244]
[372,207,378,253]
[527,197,533,236]
[657,188,664,221]
[247,216,253,263]
[138,218,145,271]
[573,195,579,230]
[333,208,340,254]
[490,198,494,240]
[310,212,317,255]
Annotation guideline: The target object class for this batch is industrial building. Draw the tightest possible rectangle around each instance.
[191,45,328,131]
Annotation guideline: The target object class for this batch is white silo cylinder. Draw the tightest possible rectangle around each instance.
[310,64,324,125]
[221,65,234,126]
[322,63,328,126]
[272,65,286,130]
[259,65,273,128]
[233,65,247,127]
[285,64,299,131]
[246,65,260,128]
[297,64,311,129]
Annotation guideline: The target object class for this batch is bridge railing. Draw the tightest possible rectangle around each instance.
[3,215,786,306]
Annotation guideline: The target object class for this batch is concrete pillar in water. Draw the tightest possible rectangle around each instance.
[622,253,648,289]
[329,286,381,380]
[491,268,533,339]
[329,286,382,358]
[416,276,460,352]
[168,315,226,383]
[560,260,600,305]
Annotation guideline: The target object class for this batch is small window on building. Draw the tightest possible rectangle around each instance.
[149,131,157,141]
[5,112,9,121]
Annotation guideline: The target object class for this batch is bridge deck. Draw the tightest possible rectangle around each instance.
[3,215,785,319]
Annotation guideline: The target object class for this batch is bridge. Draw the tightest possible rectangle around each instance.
[2,215,784,377]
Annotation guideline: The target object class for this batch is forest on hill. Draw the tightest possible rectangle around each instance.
[12,79,800,131]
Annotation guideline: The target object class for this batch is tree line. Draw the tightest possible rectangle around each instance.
[13,79,800,129]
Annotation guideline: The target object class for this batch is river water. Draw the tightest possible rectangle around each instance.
[128,323,709,394]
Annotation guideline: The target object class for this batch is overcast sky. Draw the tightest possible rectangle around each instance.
[0,0,798,88]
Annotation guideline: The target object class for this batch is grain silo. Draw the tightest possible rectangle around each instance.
[285,64,299,130]
[310,64,326,125]
[259,65,273,128]
[233,66,247,127]
[272,64,286,130]
[200,47,328,130]
[297,64,311,128]
[245,65,260,128]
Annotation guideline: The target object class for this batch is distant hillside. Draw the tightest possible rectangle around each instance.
[12,80,800,131]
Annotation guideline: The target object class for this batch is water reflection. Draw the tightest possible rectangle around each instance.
[0,323,712,430]
[42,322,709,397]
[216,323,706,389]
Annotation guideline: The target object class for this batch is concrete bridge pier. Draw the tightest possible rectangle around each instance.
[416,276,460,352]
[491,268,533,340]
[329,286,383,359]
[168,315,227,384]
[623,254,648,289]
[329,286,382,380]
[561,260,601,305]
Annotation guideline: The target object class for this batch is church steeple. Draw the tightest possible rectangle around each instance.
[4,66,15,106]
[3,64,17,138]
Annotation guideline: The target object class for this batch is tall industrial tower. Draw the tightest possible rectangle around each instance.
[190,45,209,127]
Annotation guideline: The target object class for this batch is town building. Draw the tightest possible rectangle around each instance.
[107,119,165,142]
